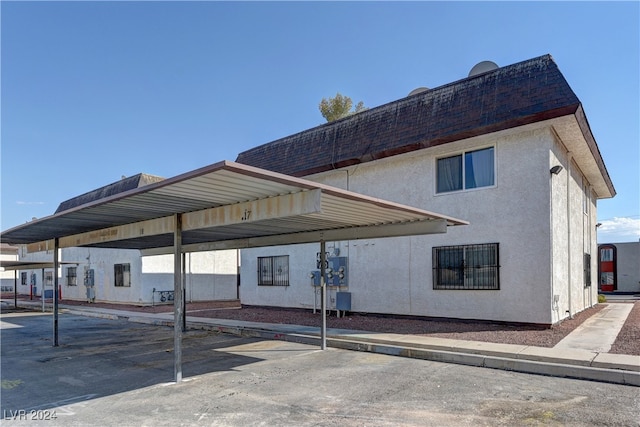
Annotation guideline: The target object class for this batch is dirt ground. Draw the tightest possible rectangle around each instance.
[5,294,637,355]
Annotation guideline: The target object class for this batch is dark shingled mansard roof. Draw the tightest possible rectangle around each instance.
[235,54,612,195]
[55,173,165,214]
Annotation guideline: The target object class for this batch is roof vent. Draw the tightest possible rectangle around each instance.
[468,60,499,77]
[408,87,429,96]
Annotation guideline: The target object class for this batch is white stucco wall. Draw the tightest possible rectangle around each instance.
[0,248,19,292]
[141,250,239,303]
[17,246,239,305]
[550,142,599,323]
[18,247,144,303]
[240,125,575,324]
[240,244,320,309]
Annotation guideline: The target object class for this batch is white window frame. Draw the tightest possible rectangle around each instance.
[582,179,590,215]
[435,146,496,194]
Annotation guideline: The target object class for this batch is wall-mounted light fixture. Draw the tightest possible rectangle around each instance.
[550,165,563,175]
[596,223,602,228]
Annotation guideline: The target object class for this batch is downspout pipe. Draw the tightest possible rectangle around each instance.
[566,153,573,319]
[550,167,556,322]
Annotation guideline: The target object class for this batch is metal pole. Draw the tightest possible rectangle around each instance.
[182,252,186,333]
[14,271,17,309]
[173,214,183,383]
[320,240,327,350]
[53,238,59,347]
[41,269,45,313]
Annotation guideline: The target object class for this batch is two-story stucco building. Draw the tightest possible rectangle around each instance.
[234,55,615,325]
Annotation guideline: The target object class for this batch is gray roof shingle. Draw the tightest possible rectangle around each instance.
[235,54,581,177]
[55,173,165,214]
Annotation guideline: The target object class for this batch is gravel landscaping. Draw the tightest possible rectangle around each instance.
[6,296,638,355]
[608,301,640,356]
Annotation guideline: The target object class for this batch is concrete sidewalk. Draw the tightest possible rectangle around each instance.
[555,303,634,353]
[4,299,639,386]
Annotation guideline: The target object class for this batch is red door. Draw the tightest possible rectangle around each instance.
[598,244,616,292]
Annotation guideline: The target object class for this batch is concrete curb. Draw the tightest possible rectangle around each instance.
[16,303,640,387]
[217,324,640,387]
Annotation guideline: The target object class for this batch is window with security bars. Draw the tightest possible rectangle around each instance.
[45,271,53,286]
[21,272,27,286]
[114,263,131,287]
[433,243,499,290]
[257,255,289,286]
[67,267,77,286]
[584,253,591,287]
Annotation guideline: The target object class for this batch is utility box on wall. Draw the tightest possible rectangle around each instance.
[84,268,95,302]
[336,291,351,311]
[310,256,348,287]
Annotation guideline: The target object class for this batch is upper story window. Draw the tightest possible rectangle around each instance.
[582,179,590,214]
[436,147,495,193]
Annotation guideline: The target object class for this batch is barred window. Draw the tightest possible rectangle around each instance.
[114,263,131,287]
[67,267,77,286]
[257,255,289,286]
[433,243,499,290]
[584,253,591,287]
[21,272,27,286]
[45,271,53,286]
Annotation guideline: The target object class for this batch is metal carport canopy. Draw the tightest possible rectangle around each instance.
[0,260,82,324]
[1,160,467,383]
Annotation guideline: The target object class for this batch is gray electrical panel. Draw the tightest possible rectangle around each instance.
[84,268,95,302]
[336,291,351,311]
[311,256,348,287]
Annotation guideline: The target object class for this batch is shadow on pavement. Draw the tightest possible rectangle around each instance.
[1,310,275,413]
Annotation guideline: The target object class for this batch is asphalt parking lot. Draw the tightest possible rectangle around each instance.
[1,309,638,426]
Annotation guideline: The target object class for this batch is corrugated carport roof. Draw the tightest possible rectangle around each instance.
[1,161,466,252]
[0,261,80,271]
[1,160,467,384]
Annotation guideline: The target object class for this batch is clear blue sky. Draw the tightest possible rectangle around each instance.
[1,1,638,243]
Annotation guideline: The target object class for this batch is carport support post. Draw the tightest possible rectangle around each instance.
[14,271,18,309]
[41,269,45,312]
[320,240,327,350]
[182,252,187,332]
[53,238,59,347]
[173,214,184,383]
